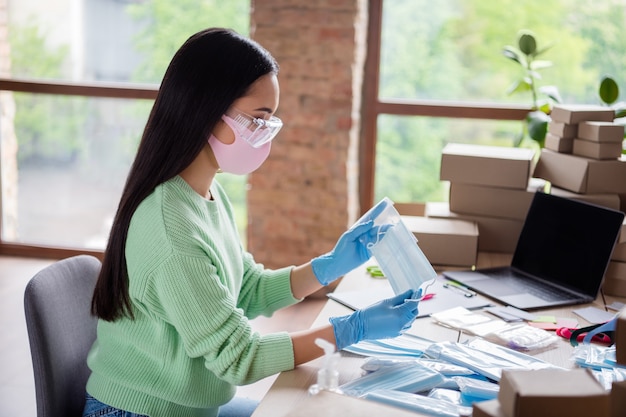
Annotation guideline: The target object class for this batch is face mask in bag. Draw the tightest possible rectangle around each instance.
[364,198,437,294]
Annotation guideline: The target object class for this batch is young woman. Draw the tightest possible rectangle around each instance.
[84,28,419,417]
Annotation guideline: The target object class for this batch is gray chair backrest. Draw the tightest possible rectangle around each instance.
[24,255,101,417]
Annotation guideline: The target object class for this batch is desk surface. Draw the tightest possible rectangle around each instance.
[251,252,623,417]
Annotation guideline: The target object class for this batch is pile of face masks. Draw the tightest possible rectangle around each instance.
[338,337,565,416]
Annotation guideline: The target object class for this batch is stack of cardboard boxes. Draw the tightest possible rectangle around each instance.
[534,104,626,296]
[473,307,626,417]
[403,104,626,287]
[398,142,539,268]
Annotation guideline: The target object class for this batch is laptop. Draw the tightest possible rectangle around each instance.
[443,191,625,310]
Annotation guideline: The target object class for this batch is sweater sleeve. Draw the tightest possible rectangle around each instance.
[235,251,300,319]
[143,254,295,385]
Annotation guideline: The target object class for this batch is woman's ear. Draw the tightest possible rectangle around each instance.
[211,118,235,145]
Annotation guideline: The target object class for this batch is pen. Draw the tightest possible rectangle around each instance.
[443,282,476,297]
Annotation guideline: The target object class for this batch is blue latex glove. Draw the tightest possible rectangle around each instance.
[329,289,420,351]
[311,200,390,286]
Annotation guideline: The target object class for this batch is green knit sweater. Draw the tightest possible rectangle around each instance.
[86,176,299,417]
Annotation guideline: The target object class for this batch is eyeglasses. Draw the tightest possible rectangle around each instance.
[223,108,283,148]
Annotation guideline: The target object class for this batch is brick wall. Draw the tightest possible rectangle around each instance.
[248,0,367,269]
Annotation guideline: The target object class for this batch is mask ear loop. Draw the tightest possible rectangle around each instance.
[366,224,388,250]
[418,275,437,300]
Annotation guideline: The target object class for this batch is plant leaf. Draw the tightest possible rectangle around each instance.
[518,31,537,55]
[612,101,626,118]
[506,79,531,95]
[534,41,556,57]
[502,46,526,67]
[526,110,550,145]
[539,85,562,103]
[599,76,619,105]
[530,60,553,70]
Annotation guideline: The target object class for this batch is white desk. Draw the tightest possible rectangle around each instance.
[251,252,622,417]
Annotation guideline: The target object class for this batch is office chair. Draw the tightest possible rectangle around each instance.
[24,254,101,417]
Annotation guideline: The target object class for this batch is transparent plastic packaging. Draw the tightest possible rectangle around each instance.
[364,389,470,417]
[483,323,559,351]
[339,361,445,398]
[424,339,560,382]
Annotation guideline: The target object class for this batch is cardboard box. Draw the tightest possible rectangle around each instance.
[603,275,626,297]
[548,121,578,139]
[602,262,626,296]
[548,186,621,211]
[498,369,610,417]
[612,243,626,262]
[611,380,626,417]
[616,310,626,366]
[534,149,626,194]
[573,138,622,160]
[426,202,523,253]
[401,215,478,266]
[578,121,625,143]
[545,133,573,153]
[550,104,615,124]
[449,178,547,220]
[440,143,535,190]
[472,399,506,417]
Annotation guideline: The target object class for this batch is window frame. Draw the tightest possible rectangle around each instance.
[358,0,532,215]
[0,77,158,259]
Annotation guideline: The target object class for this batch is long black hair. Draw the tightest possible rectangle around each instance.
[92,28,279,321]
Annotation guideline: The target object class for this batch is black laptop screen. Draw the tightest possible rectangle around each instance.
[512,192,625,297]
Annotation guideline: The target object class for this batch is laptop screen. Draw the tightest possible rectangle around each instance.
[512,192,625,297]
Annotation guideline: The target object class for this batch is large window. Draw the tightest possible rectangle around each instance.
[0,0,249,256]
[362,0,626,209]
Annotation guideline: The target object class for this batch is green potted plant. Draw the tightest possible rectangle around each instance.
[503,30,561,148]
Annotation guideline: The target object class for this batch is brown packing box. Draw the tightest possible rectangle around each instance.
[498,368,610,417]
[603,261,626,297]
[613,243,626,262]
[578,121,625,143]
[602,275,626,297]
[572,138,622,160]
[440,143,535,189]
[545,133,573,153]
[616,309,626,366]
[548,186,621,211]
[548,121,578,139]
[534,149,626,194]
[550,104,615,124]
[449,178,547,220]
[426,202,522,253]
[472,399,507,417]
[611,380,626,417]
[400,215,478,266]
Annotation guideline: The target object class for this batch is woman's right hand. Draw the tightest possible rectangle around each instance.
[329,289,420,350]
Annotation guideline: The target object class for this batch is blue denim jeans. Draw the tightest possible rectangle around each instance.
[83,393,259,417]
[83,394,149,417]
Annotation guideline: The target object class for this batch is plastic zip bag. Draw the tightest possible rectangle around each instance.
[339,361,445,397]
[365,389,471,417]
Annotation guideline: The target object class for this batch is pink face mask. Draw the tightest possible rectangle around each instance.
[208,115,272,175]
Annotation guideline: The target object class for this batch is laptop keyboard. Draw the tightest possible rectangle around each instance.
[487,270,579,302]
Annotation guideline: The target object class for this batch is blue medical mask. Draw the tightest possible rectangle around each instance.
[363,198,437,294]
